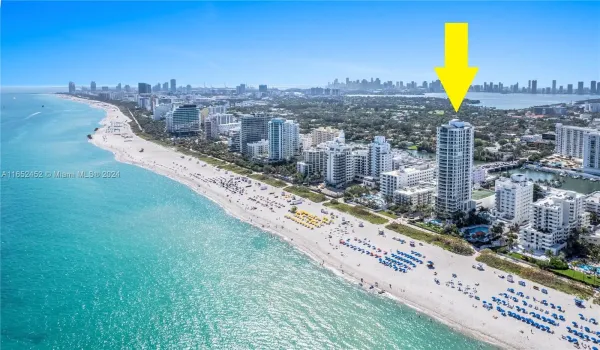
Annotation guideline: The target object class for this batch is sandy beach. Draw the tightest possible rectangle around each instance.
[60,95,597,350]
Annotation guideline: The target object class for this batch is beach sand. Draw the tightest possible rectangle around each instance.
[60,95,595,350]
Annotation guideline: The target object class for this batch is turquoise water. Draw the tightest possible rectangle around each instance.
[1,94,494,349]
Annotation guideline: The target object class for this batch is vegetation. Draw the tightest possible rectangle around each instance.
[550,269,600,288]
[324,201,388,225]
[218,163,253,176]
[248,174,287,188]
[476,250,594,298]
[379,210,397,219]
[414,221,443,233]
[284,186,328,203]
[344,185,370,201]
[385,223,474,256]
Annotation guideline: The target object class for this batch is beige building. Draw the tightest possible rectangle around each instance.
[311,127,339,147]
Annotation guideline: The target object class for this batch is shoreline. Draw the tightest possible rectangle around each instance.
[57,94,591,350]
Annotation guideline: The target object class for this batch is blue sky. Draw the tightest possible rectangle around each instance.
[2,1,599,89]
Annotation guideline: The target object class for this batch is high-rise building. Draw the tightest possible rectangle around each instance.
[555,123,596,158]
[68,81,76,94]
[578,81,584,95]
[528,80,531,93]
[311,127,339,147]
[519,189,587,254]
[258,85,268,93]
[493,174,534,225]
[369,136,392,179]
[592,81,597,94]
[567,84,573,94]
[299,146,328,176]
[552,80,556,94]
[124,85,131,92]
[531,80,537,94]
[325,131,354,188]
[170,79,176,93]
[186,84,192,93]
[138,82,151,94]
[116,83,122,91]
[352,149,370,178]
[268,118,299,161]
[435,120,474,218]
[583,132,600,175]
[166,104,200,134]
[240,114,270,156]
[204,114,219,140]
[90,81,97,91]
[162,82,168,91]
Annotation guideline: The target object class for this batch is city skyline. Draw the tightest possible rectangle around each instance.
[2,2,599,88]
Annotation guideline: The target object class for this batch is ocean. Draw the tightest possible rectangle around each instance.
[0,94,493,349]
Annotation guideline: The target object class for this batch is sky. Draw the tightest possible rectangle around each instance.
[1,1,599,89]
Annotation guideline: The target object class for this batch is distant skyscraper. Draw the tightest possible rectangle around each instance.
[578,81,584,95]
[528,80,531,93]
[531,80,537,94]
[68,81,76,94]
[236,84,246,94]
[138,82,151,94]
[186,84,192,93]
[592,81,597,94]
[124,85,131,92]
[258,85,268,93]
[162,82,168,91]
[552,80,556,94]
[435,120,474,218]
[116,83,122,91]
[170,79,176,93]
[90,81,97,92]
[567,84,574,94]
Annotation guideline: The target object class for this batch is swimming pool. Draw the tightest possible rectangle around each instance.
[462,225,490,235]
[427,219,443,226]
[580,264,600,274]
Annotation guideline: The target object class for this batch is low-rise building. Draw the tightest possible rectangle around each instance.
[393,183,436,208]
[153,103,172,120]
[380,165,435,198]
[519,189,587,254]
[585,191,600,215]
[247,139,269,159]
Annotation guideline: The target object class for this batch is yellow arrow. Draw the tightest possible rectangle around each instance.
[434,23,479,112]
